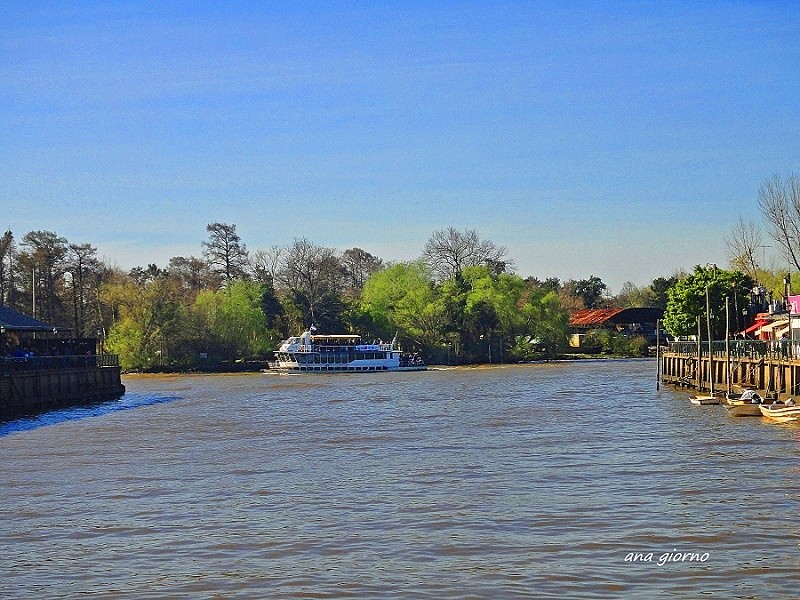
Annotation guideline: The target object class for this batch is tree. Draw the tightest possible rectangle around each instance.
[422,227,510,281]
[202,222,249,284]
[192,280,274,360]
[251,245,284,286]
[757,173,800,272]
[359,261,442,347]
[563,276,607,309]
[65,242,100,336]
[341,247,383,297]
[650,275,680,310]
[613,281,652,308]
[102,270,185,370]
[0,230,15,307]
[663,265,753,339]
[276,238,345,329]
[725,217,762,282]
[168,255,215,299]
[17,230,69,325]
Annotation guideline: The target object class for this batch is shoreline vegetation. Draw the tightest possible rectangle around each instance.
[0,224,688,374]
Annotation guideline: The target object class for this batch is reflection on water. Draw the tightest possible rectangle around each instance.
[1,362,800,599]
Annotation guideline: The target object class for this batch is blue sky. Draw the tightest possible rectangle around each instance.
[2,1,799,293]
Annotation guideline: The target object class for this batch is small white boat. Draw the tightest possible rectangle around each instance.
[759,400,800,423]
[689,394,720,406]
[723,389,763,417]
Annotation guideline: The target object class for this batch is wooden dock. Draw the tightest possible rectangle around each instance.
[0,355,125,421]
[661,340,800,399]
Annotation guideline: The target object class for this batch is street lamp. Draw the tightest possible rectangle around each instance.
[480,334,492,365]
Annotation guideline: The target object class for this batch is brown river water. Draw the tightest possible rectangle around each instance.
[1,360,799,599]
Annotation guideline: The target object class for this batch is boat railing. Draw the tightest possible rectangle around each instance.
[0,353,120,374]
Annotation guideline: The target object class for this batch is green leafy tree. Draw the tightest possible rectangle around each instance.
[517,287,570,359]
[359,261,442,348]
[663,265,753,339]
[102,273,184,370]
[650,275,680,309]
[563,275,607,309]
[192,280,275,361]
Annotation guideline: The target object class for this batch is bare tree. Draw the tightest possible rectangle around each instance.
[277,238,343,325]
[422,227,510,281]
[251,245,285,286]
[725,217,761,281]
[168,256,215,297]
[66,243,100,336]
[202,222,249,284]
[757,173,800,272]
[341,247,383,296]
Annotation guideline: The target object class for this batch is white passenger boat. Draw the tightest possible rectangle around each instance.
[271,329,426,373]
[759,400,800,423]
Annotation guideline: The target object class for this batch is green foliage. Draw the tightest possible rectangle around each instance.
[192,281,276,360]
[581,329,649,357]
[650,276,679,309]
[663,265,753,338]
[564,275,607,309]
[357,262,570,362]
[359,260,438,344]
[105,316,147,371]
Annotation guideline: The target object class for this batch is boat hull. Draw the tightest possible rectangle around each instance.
[271,364,427,374]
[724,401,762,417]
[690,395,720,405]
[759,403,800,422]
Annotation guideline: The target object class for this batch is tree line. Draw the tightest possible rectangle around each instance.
[0,224,686,370]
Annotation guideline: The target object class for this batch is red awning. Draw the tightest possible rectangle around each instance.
[742,319,768,335]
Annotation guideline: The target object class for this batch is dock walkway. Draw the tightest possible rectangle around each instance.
[661,340,800,399]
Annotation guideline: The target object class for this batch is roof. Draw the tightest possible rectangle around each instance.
[0,306,54,332]
[570,307,665,329]
[759,319,789,333]
[742,319,769,335]
[570,308,625,327]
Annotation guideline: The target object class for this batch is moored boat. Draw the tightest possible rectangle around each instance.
[271,329,426,373]
[759,400,800,423]
[689,394,720,406]
[723,389,763,417]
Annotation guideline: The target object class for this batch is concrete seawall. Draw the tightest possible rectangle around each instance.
[0,355,125,421]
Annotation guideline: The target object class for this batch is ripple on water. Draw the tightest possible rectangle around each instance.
[1,363,800,599]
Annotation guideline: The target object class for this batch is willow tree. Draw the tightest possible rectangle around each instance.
[358,260,442,349]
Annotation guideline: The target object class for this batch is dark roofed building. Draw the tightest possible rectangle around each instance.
[0,306,59,356]
[569,307,664,347]
[0,306,54,332]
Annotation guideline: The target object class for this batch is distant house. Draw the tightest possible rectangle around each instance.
[569,307,665,348]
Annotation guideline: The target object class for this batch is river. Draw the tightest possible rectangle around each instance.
[1,360,798,598]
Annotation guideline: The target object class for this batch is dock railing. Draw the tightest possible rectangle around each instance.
[667,340,799,361]
[0,354,120,374]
